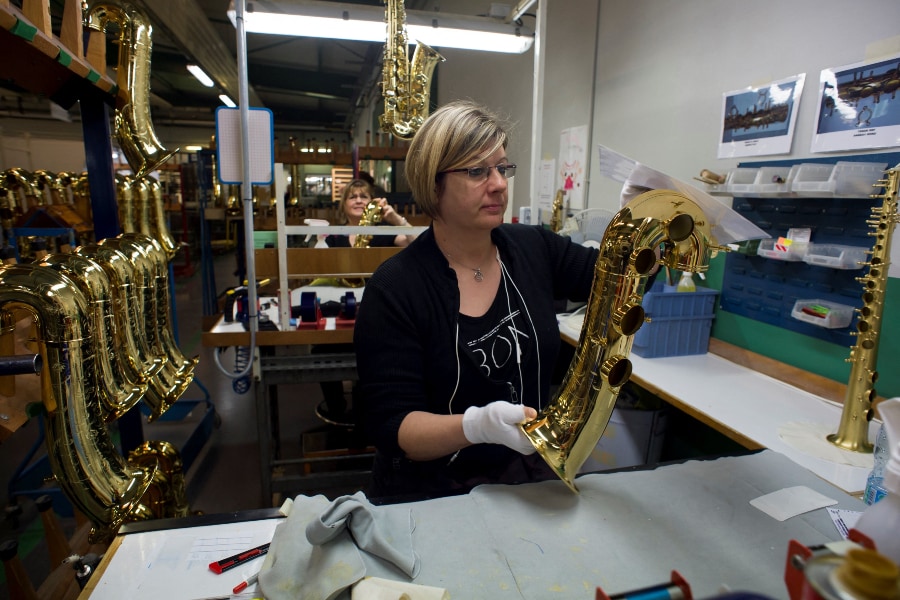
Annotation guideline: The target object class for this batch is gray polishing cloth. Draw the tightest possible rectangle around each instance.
[259,492,419,600]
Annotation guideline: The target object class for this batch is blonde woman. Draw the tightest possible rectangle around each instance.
[354,101,600,499]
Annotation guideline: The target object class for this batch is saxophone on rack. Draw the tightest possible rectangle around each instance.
[828,166,900,453]
[86,0,177,178]
[0,263,155,542]
[523,189,721,492]
[380,0,445,139]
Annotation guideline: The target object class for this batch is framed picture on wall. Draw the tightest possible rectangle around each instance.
[810,53,900,153]
[718,73,805,159]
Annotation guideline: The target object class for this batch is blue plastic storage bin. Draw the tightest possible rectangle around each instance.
[632,283,718,358]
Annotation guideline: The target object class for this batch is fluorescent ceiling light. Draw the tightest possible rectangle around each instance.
[185,145,204,152]
[187,64,215,87]
[227,0,534,54]
[219,94,237,107]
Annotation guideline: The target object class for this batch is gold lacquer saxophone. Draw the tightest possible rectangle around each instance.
[86,1,177,178]
[550,189,565,233]
[75,242,171,417]
[353,200,384,248]
[828,166,900,452]
[380,0,446,139]
[99,236,190,419]
[0,263,155,542]
[523,189,720,492]
[136,177,179,262]
[37,252,147,421]
[120,232,198,376]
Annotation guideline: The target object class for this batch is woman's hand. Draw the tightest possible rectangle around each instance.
[376,198,408,226]
[462,401,537,455]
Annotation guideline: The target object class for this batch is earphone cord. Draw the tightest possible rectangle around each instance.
[499,256,542,411]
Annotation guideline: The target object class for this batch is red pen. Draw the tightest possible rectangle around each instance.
[208,543,270,574]
[233,572,260,594]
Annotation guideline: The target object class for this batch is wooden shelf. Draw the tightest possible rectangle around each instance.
[0,2,116,107]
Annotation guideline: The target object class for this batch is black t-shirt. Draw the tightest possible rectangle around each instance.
[458,277,531,406]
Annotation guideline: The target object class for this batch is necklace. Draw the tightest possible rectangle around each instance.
[444,251,487,282]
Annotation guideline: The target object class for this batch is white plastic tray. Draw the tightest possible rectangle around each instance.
[802,243,868,270]
[791,299,854,329]
[791,161,887,198]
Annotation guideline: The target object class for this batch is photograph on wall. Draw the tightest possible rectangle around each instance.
[811,53,900,153]
[558,125,588,211]
[718,74,805,159]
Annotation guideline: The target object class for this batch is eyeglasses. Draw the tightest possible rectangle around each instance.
[439,163,516,181]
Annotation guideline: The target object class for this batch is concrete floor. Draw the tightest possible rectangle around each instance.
[0,249,367,598]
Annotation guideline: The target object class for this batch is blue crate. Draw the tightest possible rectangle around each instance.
[633,283,718,358]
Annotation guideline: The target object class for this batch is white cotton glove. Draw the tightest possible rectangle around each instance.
[462,401,537,455]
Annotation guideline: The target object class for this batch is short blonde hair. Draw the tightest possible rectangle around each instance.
[405,100,509,219]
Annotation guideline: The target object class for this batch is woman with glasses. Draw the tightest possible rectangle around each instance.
[353,100,600,500]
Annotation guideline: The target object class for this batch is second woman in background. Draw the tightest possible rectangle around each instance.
[325,178,414,248]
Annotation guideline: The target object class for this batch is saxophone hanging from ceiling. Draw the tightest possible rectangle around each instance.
[380,0,446,140]
[522,189,720,492]
[828,166,899,453]
[86,0,177,178]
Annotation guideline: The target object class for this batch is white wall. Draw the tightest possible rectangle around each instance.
[587,0,900,212]
[432,1,600,217]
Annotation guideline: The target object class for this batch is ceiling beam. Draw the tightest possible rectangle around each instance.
[129,0,263,107]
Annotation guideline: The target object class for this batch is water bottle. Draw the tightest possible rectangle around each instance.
[676,271,696,293]
[864,423,889,505]
[855,398,900,565]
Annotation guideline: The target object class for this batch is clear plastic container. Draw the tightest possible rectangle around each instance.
[802,243,868,270]
[738,166,794,198]
[791,161,888,198]
[790,299,854,329]
[756,238,808,261]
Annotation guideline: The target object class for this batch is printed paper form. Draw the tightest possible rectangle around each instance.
[88,518,281,600]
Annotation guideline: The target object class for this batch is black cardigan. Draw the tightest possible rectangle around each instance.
[353,224,599,499]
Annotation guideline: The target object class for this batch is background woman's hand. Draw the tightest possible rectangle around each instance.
[377,198,408,226]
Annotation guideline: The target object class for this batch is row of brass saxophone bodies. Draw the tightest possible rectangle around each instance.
[379,0,445,139]
[829,167,900,453]
[523,189,720,492]
[0,233,197,541]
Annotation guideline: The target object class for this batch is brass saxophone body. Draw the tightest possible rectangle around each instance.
[86,1,177,178]
[828,167,900,452]
[0,263,154,541]
[380,0,445,139]
[99,236,189,419]
[37,252,146,420]
[550,189,565,233]
[523,189,719,492]
[353,200,385,248]
[120,232,197,376]
[75,242,170,417]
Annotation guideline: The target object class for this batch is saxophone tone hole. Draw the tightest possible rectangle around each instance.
[603,357,632,388]
[667,213,695,242]
[619,304,645,336]
[633,248,657,275]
